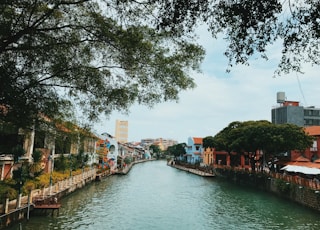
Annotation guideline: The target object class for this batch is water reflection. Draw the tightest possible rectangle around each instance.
[7,160,320,230]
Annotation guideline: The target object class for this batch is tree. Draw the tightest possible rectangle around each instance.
[202,136,215,149]
[155,0,320,75]
[166,143,186,158]
[265,123,314,155]
[3,1,318,131]
[0,1,204,129]
[54,154,68,173]
[29,150,43,177]
[149,144,161,156]
[75,151,88,169]
[213,120,314,170]
[212,121,243,153]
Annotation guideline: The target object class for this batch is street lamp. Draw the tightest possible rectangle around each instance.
[48,155,54,196]
[69,153,72,178]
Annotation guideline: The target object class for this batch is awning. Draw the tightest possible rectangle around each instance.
[281,165,320,175]
[285,161,320,169]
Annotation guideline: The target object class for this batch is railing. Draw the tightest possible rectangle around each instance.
[0,168,97,215]
[214,164,320,191]
[271,172,320,190]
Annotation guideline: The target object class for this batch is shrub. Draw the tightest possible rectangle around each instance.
[276,179,291,194]
[124,157,132,164]
[0,186,17,201]
[22,180,37,194]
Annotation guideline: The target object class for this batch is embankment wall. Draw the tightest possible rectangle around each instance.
[215,167,320,212]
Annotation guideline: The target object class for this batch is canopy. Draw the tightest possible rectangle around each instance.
[281,165,320,175]
[314,159,320,163]
[293,156,310,162]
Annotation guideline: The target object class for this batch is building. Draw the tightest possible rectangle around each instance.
[97,133,118,172]
[155,138,178,151]
[140,138,154,147]
[140,138,177,151]
[276,126,320,172]
[271,92,320,126]
[184,137,203,164]
[115,120,128,144]
[203,147,214,166]
[0,118,99,180]
[303,126,320,161]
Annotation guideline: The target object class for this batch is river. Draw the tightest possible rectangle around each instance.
[7,160,320,229]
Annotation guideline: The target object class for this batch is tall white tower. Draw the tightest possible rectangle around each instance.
[115,120,128,143]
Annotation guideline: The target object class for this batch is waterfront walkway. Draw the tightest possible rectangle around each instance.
[116,159,156,175]
[0,168,97,228]
[168,161,215,177]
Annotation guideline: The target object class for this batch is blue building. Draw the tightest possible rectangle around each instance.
[184,137,203,164]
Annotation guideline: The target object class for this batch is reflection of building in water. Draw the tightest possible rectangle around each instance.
[115,120,128,144]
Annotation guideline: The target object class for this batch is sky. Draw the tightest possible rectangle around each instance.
[93,26,320,144]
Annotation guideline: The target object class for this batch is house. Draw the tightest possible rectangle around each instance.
[96,133,118,172]
[304,126,320,161]
[184,137,203,164]
[203,147,214,165]
[0,123,37,180]
[0,117,99,180]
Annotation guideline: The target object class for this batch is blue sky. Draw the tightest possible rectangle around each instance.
[93,26,320,144]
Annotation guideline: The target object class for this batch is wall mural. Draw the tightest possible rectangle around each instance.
[96,137,118,173]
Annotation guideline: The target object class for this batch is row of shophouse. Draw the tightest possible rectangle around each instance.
[0,118,151,181]
[182,126,320,174]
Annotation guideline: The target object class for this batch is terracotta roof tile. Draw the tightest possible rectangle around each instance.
[193,137,203,145]
[305,126,320,136]
[293,156,310,162]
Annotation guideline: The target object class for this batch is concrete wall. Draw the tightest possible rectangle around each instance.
[215,168,320,212]
[269,178,320,211]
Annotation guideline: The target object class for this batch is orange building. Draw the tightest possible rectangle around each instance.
[304,126,320,160]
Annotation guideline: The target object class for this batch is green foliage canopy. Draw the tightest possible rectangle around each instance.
[155,0,320,75]
[0,0,204,129]
[212,120,314,157]
[202,136,215,149]
[166,143,186,157]
[149,144,161,155]
[2,0,319,130]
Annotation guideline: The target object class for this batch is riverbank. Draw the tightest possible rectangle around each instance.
[214,166,320,213]
[116,158,156,175]
[167,161,215,177]
[5,160,320,229]
[0,168,96,229]
[168,161,320,213]
[0,158,155,229]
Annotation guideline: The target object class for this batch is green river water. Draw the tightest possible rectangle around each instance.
[7,160,320,230]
